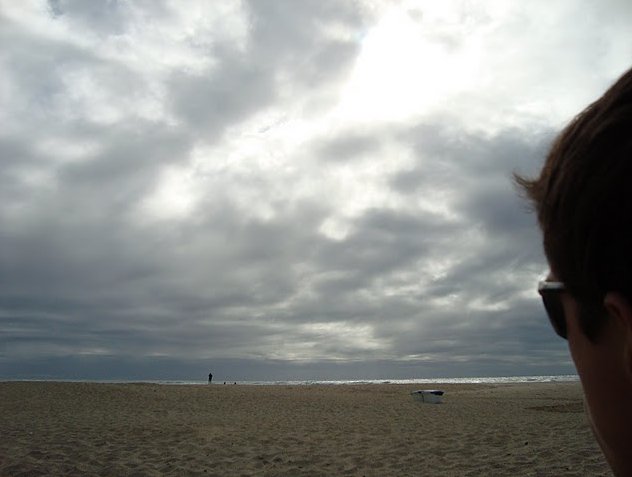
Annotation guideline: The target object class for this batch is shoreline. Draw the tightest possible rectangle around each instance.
[0,373,580,386]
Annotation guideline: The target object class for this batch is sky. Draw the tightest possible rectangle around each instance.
[2,0,632,382]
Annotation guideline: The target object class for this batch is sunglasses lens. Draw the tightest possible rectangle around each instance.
[541,291,567,339]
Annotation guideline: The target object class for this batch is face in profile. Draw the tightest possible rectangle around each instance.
[522,67,632,477]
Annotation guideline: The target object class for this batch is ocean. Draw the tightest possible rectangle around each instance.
[21,374,577,386]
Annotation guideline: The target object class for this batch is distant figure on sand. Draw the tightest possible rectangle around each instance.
[516,65,632,476]
[208,372,213,384]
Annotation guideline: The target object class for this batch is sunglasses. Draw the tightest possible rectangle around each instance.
[538,280,567,339]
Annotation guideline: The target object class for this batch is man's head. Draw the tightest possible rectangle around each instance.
[517,67,632,340]
[517,67,632,476]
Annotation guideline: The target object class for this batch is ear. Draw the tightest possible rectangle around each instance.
[604,292,632,329]
[604,292,632,376]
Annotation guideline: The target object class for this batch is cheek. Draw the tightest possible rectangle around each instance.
[562,298,585,366]
[561,297,599,375]
[562,296,632,472]
[561,299,607,433]
[583,397,597,434]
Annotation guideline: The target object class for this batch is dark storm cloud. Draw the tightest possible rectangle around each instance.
[270,124,558,368]
[376,125,554,360]
[316,132,384,162]
[245,0,366,74]
[169,0,367,136]
[1,118,564,376]
[168,58,277,137]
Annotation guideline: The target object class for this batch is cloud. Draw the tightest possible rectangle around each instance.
[1,0,631,380]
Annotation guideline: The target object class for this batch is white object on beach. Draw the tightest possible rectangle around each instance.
[410,389,444,404]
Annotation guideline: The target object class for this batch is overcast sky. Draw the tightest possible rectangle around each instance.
[2,0,632,382]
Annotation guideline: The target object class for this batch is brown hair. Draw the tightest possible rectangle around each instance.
[516,66,632,339]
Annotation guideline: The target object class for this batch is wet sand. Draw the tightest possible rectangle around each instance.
[0,381,611,476]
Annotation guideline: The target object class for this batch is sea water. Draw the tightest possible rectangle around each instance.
[226,375,580,386]
[130,374,580,386]
[4,374,579,385]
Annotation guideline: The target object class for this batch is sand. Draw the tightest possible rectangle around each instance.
[0,381,612,476]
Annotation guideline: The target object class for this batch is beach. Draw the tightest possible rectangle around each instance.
[0,381,611,476]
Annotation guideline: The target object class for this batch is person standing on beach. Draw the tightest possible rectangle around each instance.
[208,372,213,384]
[516,66,632,476]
